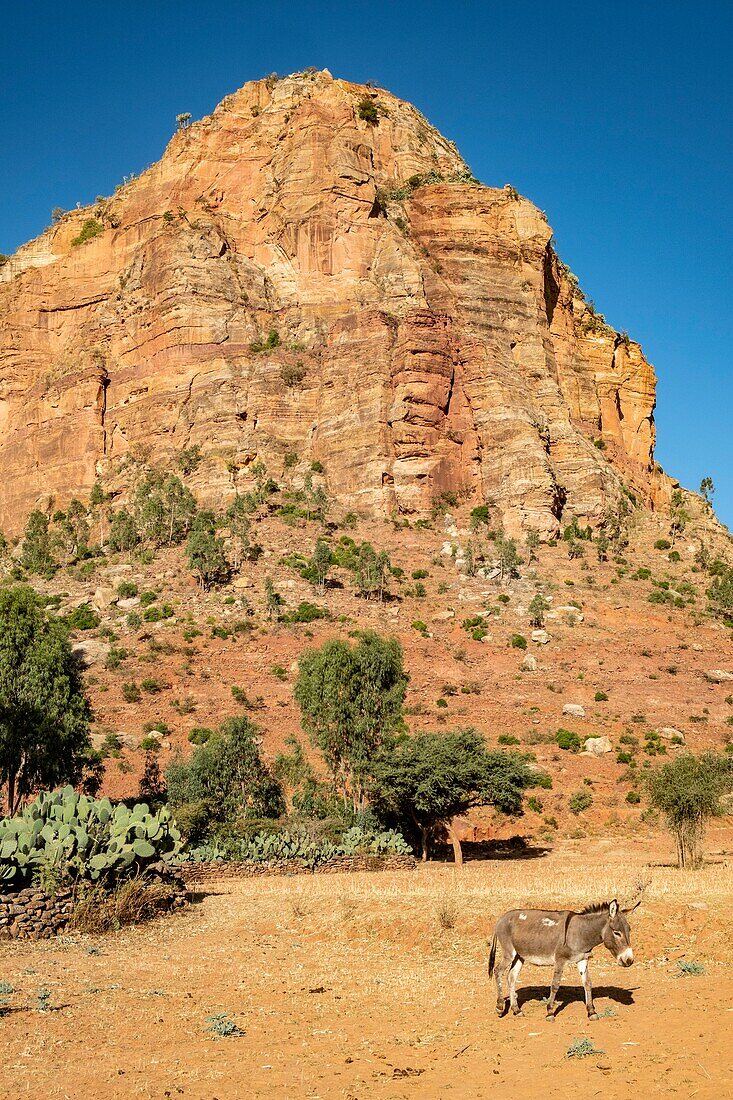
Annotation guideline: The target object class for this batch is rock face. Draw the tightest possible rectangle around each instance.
[0,70,672,536]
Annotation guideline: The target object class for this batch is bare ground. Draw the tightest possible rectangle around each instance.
[1,834,731,1099]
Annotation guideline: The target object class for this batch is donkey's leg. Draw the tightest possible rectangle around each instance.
[577,959,598,1020]
[495,953,512,1016]
[545,960,565,1020]
[508,957,524,1016]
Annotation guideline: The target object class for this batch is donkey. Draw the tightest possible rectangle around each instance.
[488,899,639,1020]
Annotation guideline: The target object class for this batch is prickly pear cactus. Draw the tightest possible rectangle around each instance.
[0,786,183,887]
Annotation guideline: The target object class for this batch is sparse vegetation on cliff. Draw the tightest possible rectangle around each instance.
[71,218,104,246]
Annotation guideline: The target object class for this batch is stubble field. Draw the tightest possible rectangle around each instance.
[1,832,731,1099]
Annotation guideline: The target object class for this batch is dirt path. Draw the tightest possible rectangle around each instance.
[1,839,731,1099]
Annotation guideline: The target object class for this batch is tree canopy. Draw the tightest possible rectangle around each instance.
[294,631,408,811]
[374,729,540,863]
[0,586,94,814]
[645,752,733,867]
[186,511,230,589]
[165,715,284,829]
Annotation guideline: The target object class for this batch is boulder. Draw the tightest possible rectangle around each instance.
[531,629,550,645]
[562,703,586,718]
[117,596,140,611]
[704,669,733,683]
[71,639,110,668]
[93,586,115,612]
[555,606,584,622]
[430,609,455,622]
[657,726,685,743]
[231,575,255,589]
[520,653,538,672]
[583,736,612,756]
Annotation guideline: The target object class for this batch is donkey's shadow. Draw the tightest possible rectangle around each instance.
[517,984,636,1015]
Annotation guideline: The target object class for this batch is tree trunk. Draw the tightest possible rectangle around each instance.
[8,772,18,817]
[445,818,464,867]
[414,818,429,861]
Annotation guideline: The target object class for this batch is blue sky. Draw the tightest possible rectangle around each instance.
[2,1,731,526]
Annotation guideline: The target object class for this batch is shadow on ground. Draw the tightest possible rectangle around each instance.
[431,837,551,863]
[515,984,636,1014]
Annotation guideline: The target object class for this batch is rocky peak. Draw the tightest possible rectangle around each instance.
[0,69,672,535]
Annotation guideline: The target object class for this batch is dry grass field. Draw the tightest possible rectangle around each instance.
[1,832,731,1100]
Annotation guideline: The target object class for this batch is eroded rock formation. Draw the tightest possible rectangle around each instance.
[0,70,671,536]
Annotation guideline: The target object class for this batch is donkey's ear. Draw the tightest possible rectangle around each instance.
[609,899,619,918]
[623,899,641,916]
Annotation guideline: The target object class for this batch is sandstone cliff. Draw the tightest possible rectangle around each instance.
[0,69,672,536]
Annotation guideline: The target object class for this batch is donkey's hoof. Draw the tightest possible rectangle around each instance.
[545,1012,555,1022]
[512,1009,524,1018]
[588,1012,600,1021]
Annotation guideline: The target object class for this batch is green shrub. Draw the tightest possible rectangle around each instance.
[250,330,280,354]
[412,569,429,580]
[626,790,641,804]
[527,796,543,813]
[498,734,520,745]
[71,218,103,247]
[470,505,490,529]
[528,594,549,628]
[569,789,593,815]
[280,360,307,387]
[283,601,329,624]
[66,604,100,631]
[105,646,129,671]
[140,678,166,695]
[188,727,213,745]
[143,603,174,622]
[122,682,141,703]
[357,98,379,123]
[654,539,672,551]
[594,691,608,702]
[117,581,138,599]
[511,634,528,650]
[556,728,581,752]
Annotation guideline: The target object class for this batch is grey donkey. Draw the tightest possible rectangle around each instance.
[488,899,639,1020]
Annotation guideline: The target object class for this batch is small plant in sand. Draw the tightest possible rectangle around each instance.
[566,1037,604,1058]
[206,1013,244,1038]
[675,960,705,977]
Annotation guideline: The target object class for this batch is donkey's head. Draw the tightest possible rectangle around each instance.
[601,899,638,966]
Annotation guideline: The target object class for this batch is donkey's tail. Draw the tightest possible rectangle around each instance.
[488,932,497,978]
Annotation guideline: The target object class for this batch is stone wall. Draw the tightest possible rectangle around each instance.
[178,854,416,883]
[0,886,73,940]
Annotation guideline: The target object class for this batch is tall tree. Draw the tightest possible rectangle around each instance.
[646,752,733,868]
[294,631,407,811]
[186,511,229,589]
[0,586,93,814]
[374,730,540,865]
[165,715,284,826]
[21,511,57,576]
